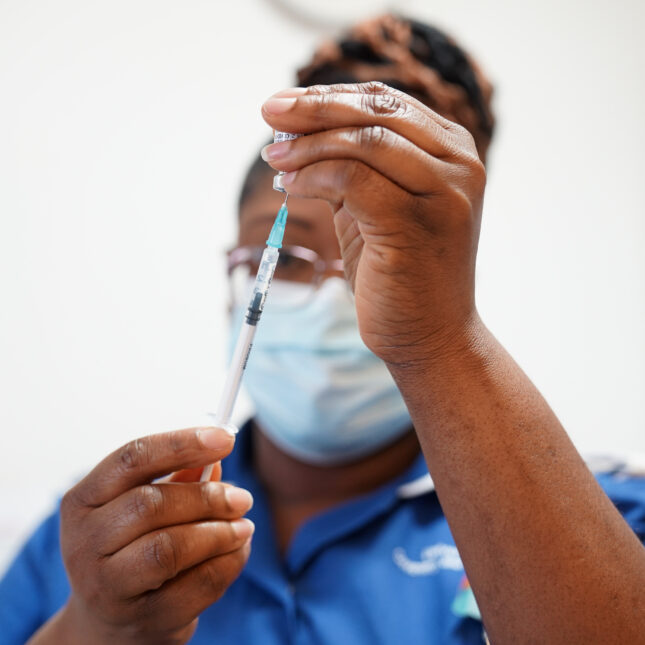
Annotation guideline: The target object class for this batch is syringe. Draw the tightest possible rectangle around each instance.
[200,198,289,481]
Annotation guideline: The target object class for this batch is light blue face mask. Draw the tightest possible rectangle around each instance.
[230,277,413,465]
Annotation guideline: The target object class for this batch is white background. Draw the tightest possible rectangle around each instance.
[0,0,643,572]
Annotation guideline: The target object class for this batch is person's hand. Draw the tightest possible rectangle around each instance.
[261,82,486,366]
[57,427,253,645]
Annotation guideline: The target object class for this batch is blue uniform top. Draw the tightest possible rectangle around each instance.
[1,424,644,645]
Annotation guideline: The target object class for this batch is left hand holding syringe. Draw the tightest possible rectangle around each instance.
[52,427,253,645]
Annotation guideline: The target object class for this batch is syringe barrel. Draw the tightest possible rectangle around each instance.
[215,321,257,425]
[245,246,279,325]
[255,246,279,290]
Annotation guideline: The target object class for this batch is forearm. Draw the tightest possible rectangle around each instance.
[389,316,645,645]
[27,602,87,645]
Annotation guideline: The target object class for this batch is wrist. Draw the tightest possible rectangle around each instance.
[27,600,88,645]
[384,313,503,441]
[384,311,489,378]
[59,594,194,645]
[34,596,126,645]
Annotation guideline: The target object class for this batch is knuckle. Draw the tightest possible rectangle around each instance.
[195,559,228,598]
[130,485,164,520]
[167,429,188,455]
[469,157,487,192]
[194,545,248,599]
[225,520,241,545]
[307,85,335,119]
[452,124,484,166]
[361,86,407,119]
[165,429,193,464]
[442,188,477,231]
[448,120,471,140]
[451,187,473,213]
[144,530,179,581]
[453,153,486,197]
[200,481,222,510]
[304,82,334,96]
[440,124,486,191]
[62,481,100,513]
[356,125,388,150]
[117,438,150,473]
[359,80,390,95]
[61,487,81,515]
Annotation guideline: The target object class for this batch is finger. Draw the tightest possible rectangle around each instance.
[169,462,221,482]
[280,159,474,254]
[262,83,473,161]
[65,427,235,508]
[279,159,423,233]
[139,541,251,631]
[207,461,222,482]
[262,126,452,196]
[168,468,203,483]
[90,482,254,554]
[213,462,222,481]
[105,518,254,598]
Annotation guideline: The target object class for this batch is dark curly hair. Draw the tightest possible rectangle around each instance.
[239,14,495,209]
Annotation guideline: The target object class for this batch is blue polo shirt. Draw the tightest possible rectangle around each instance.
[1,425,644,645]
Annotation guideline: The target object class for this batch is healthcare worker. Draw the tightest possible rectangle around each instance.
[1,15,644,645]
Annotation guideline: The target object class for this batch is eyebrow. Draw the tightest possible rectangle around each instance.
[245,213,313,231]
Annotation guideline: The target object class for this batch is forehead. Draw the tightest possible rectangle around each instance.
[238,170,340,256]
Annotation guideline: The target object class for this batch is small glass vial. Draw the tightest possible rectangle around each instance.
[273,131,302,192]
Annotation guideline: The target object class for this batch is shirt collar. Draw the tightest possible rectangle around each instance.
[222,421,436,585]
[397,471,435,498]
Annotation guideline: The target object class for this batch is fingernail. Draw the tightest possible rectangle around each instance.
[270,87,307,99]
[281,171,296,188]
[231,518,255,540]
[261,141,290,162]
[197,427,234,451]
[225,487,254,512]
[263,97,297,115]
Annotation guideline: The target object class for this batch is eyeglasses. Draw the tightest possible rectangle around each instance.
[227,244,345,309]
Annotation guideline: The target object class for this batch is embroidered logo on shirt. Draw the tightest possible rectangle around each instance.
[452,575,481,620]
[392,543,464,576]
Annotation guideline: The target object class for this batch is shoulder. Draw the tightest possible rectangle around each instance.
[2,502,64,580]
[588,453,645,543]
[0,501,69,644]
[23,502,63,558]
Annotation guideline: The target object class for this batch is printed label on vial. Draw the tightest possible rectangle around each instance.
[274,131,302,143]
